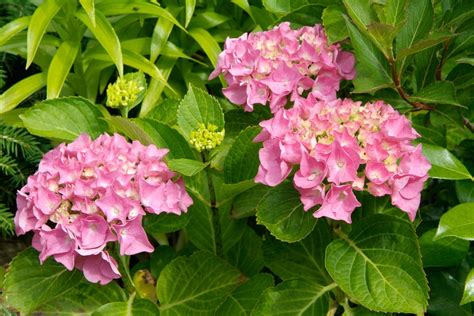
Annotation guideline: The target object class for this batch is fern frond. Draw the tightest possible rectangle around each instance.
[0,154,20,177]
[0,66,6,90]
[0,203,15,238]
[0,124,43,161]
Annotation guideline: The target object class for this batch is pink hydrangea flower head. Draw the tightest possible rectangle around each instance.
[254,98,430,222]
[15,133,193,284]
[210,23,355,113]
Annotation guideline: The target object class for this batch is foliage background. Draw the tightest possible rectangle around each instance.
[0,0,474,315]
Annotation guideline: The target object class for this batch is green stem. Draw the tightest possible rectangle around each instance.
[116,248,136,293]
[152,232,169,246]
[120,106,130,118]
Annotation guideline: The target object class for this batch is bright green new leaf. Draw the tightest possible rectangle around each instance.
[20,97,108,141]
[421,144,472,180]
[3,248,82,314]
[168,158,208,177]
[157,251,242,315]
[79,0,96,26]
[0,16,31,47]
[76,9,123,77]
[461,269,474,305]
[185,0,196,27]
[188,28,221,67]
[224,127,261,184]
[150,7,181,63]
[325,214,429,313]
[322,6,348,44]
[26,0,64,68]
[47,40,80,99]
[410,81,462,106]
[256,182,317,243]
[345,18,393,93]
[217,273,274,315]
[253,279,337,315]
[419,229,469,267]
[436,203,474,240]
[263,220,332,284]
[0,73,46,114]
[177,85,225,141]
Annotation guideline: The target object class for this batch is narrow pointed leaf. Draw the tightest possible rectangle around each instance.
[79,0,96,26]
[0,16,31,47]
[436,203,474,240]
[188,28,221,67]
[151,8,178,63]
[461,269,474,305]
[47,40,80,99]
[27,0,64,68]
[0,73,46,114]
[325,214,429,313]
[76,9,123,76]
[185,0,196,27]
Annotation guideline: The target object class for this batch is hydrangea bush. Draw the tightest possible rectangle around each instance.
[1,0,474,315]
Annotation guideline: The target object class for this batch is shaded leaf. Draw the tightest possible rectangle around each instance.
[410,81,462,106]
[419,229,469,267]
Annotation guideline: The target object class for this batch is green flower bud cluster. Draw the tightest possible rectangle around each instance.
[106,77,144,108]
[189,123,225,152]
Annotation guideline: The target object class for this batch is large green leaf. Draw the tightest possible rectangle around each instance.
[144,212,191,234]
[0,16,30,47]
[231,185,270,219]
[410,81,462,106]
[0,73,47,114]
[256,182,316,242]
[177,85,224,140]
[217,273,274,315]
[47,40,80,99]
[422,144,472,180]
[397,32,454,59]
[252,279,336,315]
[3,248,83,314]
[225,226,264,277]
[262,220,332,284]
[322,5,348,44]
[345,18,393,93]
[26,0,64,68]
[436,203,474,240]
[76,9,123,76]
[20,97,108,141]
[325,214,429,313]
[93,296,160,316]
[224,127,261,184]
[419,229,469,267]
[168,159,208,177]
[461,268,474,305]
[157,251,242,315]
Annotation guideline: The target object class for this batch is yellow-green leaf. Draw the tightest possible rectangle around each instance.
[0,16,31,47]
[79,0,96,26]
[185,0,196,27]
[0,73,47,114]
[47,40,80,99]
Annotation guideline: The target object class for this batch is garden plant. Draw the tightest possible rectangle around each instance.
[0,0,474,315]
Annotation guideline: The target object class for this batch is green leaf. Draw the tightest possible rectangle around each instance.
[79,0,96,26]
[93,296,160,316]
[188,11,230,29]
[273,4,324,27]
[217,273,274,315]
[461,268,474,305]
[325,214,429,313]
[76,9,123,76]
[262,219,332,284]
[456,180,474,203]
[185,0,196,28]
[168,159,208,177]
[427,270,472,315]
[144,212,190,234]
[0,16,30,47]
[177,85,224,140]
[20,97,108,141]
[150,246,176,279]
[419,229,469,267]
[150,7,180,63]
[96,0,184,31]
[47,40,80,99]
[26,0,64,68]
[225,226,264,276]
[231,185,270,219]
[188,28,221,67]
[342,0,376,29]
[395,0,433,71]
[252,279,336,315]
[3,248,83,314]
[397,32,454,59]
[134,118,195,160]
[157,251,242,315]
[224,127,261,184]
[256,182,317,242]
[0,73,47,114]
[410,81,462,106]
[383,0,407,27]
[345,18,393,93]
[186,193,215,252]
[322,6,348,44]
[436,203,474,240]
[456,57,474,66]
[422,144,472,180]
[146,98,179,126]
[107,116,154,145]
[366,22,398,59]
[36,281,126,314]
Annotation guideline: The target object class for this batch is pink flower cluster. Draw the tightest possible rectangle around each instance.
[254,96,431,223]
[15,133,192,284]
[209,22,355,113]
